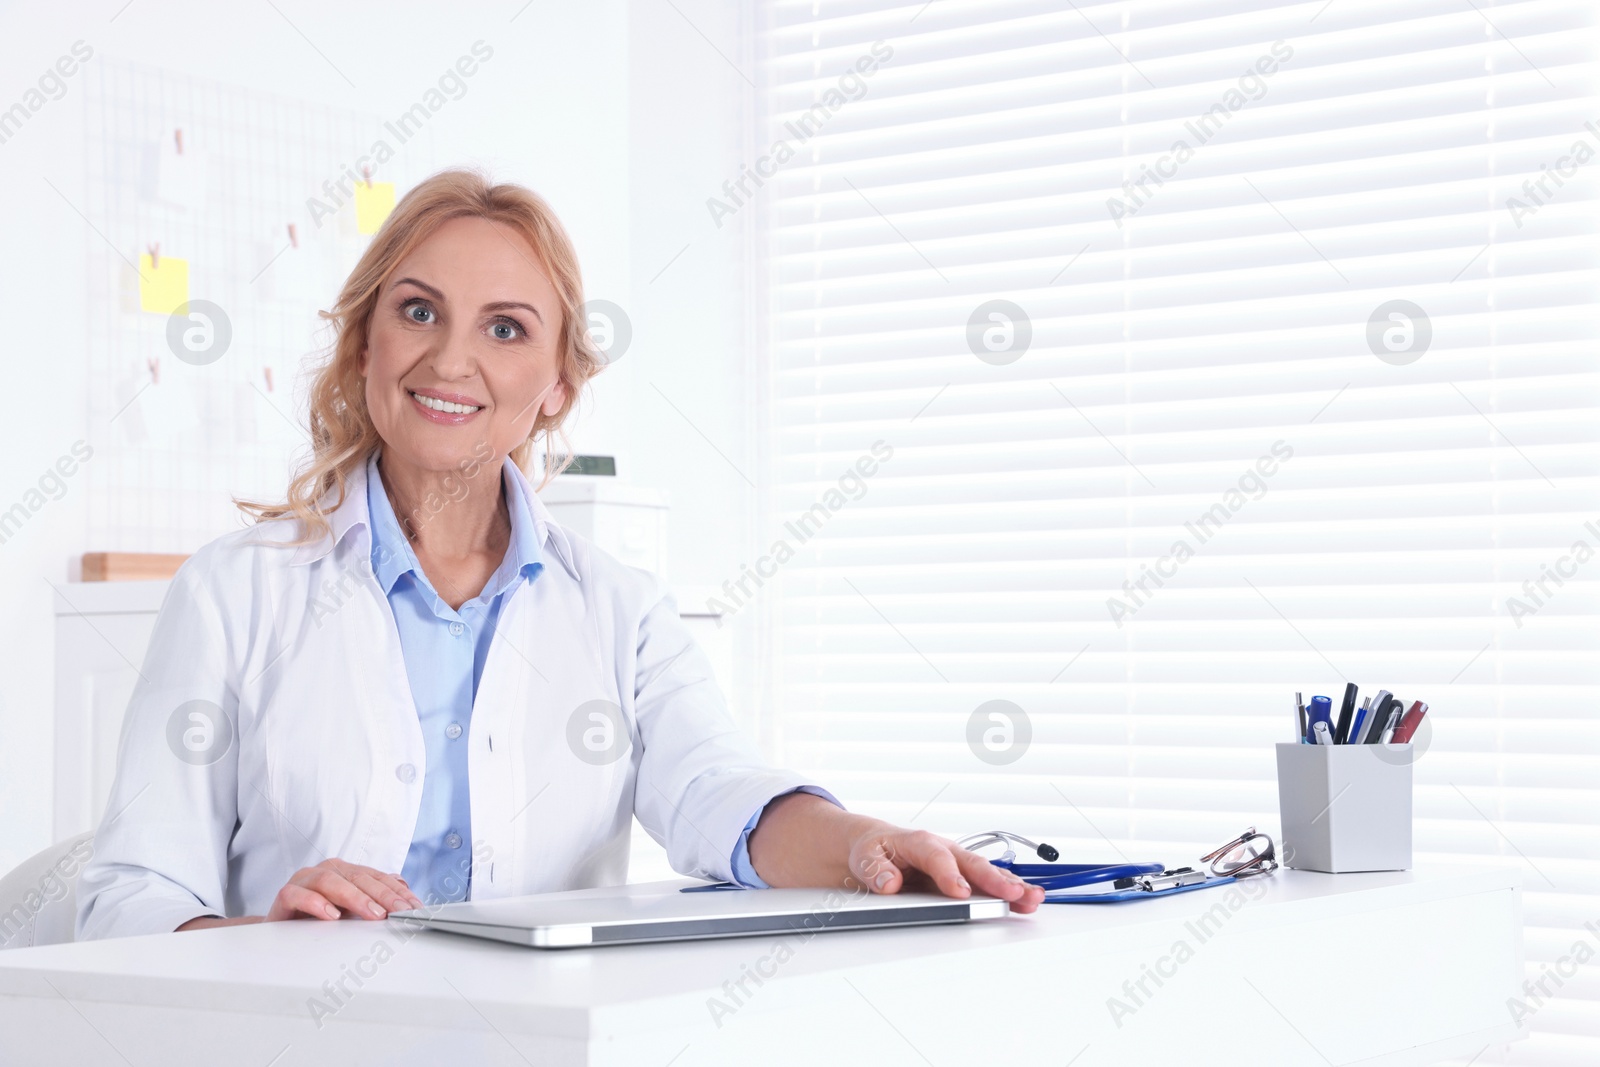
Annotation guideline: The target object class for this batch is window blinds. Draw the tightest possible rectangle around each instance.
[757,1,1599,1062]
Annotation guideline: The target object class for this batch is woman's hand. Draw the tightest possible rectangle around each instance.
[174,859,425,931]
[847,824,1047,914]
[264,859,424,922]
[747,793,1047,914]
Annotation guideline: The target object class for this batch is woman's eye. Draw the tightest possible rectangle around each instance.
[405,302,434,324]
[490,321,519,340]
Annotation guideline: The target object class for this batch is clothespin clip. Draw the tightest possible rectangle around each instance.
[263,367,275,392]
[174,129,184,155]
[287,223,298,249]
[146,242,160,268]
[362,166,373,188]
[146,356,161,384]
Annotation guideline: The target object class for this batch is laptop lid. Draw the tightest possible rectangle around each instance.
[390,882,1009,948]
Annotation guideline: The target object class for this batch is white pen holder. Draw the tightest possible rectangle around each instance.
[1275,742,1413,873]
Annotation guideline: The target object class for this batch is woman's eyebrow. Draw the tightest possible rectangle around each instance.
[482,300,544,324]
[390,276,445,301]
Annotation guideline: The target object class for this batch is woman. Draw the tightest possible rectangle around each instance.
[76,170,1043,939]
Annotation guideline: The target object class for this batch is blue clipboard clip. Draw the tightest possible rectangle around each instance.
[1033,864,1240,903]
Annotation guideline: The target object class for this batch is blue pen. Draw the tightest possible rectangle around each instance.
[1346,697,1372,748]
[1306,695,1333,744]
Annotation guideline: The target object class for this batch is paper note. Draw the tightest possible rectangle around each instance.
[138,254,189,315]
[355,181,396,234]
[115,361,201,446]
[154,140,208,208]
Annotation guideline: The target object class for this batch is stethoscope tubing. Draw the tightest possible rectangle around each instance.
[989,859,1164,891]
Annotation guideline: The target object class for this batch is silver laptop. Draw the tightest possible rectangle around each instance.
[389,880,1009,948]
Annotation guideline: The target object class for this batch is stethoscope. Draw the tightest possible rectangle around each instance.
[681,829,1167,894]
[955,831,1164,891]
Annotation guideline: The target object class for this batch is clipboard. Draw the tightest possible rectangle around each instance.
[1042,874,1240,904]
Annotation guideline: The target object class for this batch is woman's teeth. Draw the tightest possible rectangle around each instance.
[411,391,481,415]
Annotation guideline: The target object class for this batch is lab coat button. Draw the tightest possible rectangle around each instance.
[445,722,463,740]
[445,832,462,849]
[396,763,417,784]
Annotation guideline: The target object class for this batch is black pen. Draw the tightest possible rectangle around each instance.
[1334,682,1358,745]
[1295,691,1307,742]
[1361,693,1396,744]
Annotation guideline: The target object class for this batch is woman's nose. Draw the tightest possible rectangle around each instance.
[426,328,477,379]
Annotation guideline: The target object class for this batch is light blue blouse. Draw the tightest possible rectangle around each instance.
[365,451,790,901]
[366,451,542,904]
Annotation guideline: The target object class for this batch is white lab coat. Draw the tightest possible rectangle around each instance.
[76,458,814,941]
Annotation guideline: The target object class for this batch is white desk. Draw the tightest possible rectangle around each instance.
[0,866,1524,1066]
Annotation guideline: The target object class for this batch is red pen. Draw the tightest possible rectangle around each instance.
[1390,701,1428,743]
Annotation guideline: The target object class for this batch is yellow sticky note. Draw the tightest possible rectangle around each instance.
[355,181,396,235]
[138,254,189,314]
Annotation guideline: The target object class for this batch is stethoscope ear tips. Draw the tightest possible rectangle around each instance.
[1037,842,1060,862]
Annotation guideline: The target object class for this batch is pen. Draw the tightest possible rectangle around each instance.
[1334,682,1358,745]
[1312,720,1334,745]
[1377,700,1403,743]
[1307,695,1333,744]
[1391,701,1428,744]
[1356,691,1393,744]
[1347,697,1371,749]
[1295,692,1307,743]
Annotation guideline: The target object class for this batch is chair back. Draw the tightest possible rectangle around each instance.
[0,832,96,949]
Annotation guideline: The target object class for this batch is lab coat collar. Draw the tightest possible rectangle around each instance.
[363,450,544,598]
[286,452,580,582]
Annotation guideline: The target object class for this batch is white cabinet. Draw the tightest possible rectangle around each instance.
[51,581,168,841]
[535,480,668,575]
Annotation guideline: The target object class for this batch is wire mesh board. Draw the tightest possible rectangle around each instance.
[80,56,436,552]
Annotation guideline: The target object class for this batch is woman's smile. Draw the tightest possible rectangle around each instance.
[407,386,484,424]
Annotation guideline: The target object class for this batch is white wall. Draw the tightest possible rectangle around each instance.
[623,1,762,728]
[0,0,753,872]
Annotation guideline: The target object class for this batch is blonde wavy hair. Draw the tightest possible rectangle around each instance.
[237,169,604,542]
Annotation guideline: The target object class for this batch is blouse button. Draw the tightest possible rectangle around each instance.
[445,832,463,850]
[449,622,465,637]
[396,763,417,784]
[446,722,463,740]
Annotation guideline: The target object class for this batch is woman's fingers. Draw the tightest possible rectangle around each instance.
[851,835,903,894]
[350,869,422,912]
[379,871,422,901]
[268,883,342,922]
[950,848,1046,913]
[1010,884,1047,913]
[301,866,390,918]
[262,860,427,923]
[953,846,1023,898]
[862,831,969,898]
[904,833,972,897]
[854,830,1049,914]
